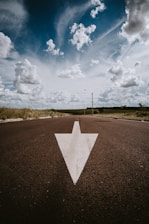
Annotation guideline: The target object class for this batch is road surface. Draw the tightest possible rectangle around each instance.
[0,116,149,224]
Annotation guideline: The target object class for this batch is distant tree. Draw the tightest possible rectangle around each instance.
[139,103,144,108]
[138,103,147,113]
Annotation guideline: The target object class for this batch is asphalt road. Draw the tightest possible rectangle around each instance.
[0,116,149,224]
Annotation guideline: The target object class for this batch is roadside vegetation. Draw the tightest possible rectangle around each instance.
[56,106,149,121]
[0,106,149,122]
[0,108,66,120]
[95,110,149,121]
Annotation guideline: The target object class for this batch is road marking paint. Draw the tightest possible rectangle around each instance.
[55,121,98,185]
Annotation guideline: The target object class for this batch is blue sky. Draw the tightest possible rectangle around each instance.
[0,0,149,109]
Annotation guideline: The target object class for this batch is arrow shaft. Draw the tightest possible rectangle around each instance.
[72,121,81,134]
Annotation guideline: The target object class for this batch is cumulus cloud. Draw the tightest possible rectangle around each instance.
[0,0,27,33]
[70,23,96,51]
[55,1,91,47]
[90,0,106,18]
[45,39,64,56]
[108,61,124,81]
[14,59,42,94]
[108,60,143,88]
[58,64,85,79]
[98,82,148,107]
[49,91,69,104]
[91,0,102,5]
[48,91,80,105]
[121,77,140,88]
[0,32,12,58]
[120,0,149,44]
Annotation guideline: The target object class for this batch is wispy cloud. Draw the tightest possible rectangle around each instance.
[55,1,92,47]
[0,1,149,109]
[0,0,27,34]
[96,17,126,43]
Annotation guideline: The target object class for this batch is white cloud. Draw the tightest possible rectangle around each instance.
[14,59,42,95]
[0,8,149,109]
[95,34,149,107]
[70,94,80,103]
[108,61,124,81]
[90,59,99,66]
[70,23,96,51]
[55,1,91,47]
[121,77,140,88]
[90,0,106,18]
[98,82,149,107]
[48,91,81,105]
[120,42,149,82]
[48,91,69,104]
[108,60,143,88]
[120,0,149,44]
[0,0,27,33]
[58,64,85,79]
[45,39,64,56]
[0,76,5,96]
[91,0,102,6]
[0,32,12,58]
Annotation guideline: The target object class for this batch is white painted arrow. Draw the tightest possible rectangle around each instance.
[55,121,98,185]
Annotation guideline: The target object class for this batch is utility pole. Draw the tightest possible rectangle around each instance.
[91,92,94,115]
